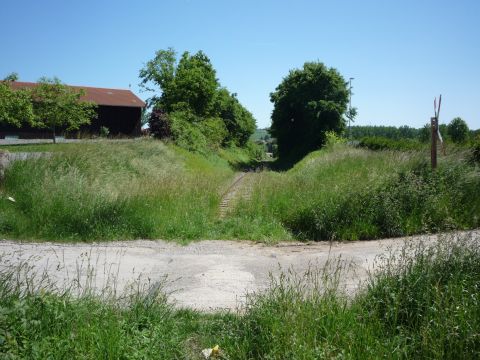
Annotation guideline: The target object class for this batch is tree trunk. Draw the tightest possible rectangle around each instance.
[52,125,56,144]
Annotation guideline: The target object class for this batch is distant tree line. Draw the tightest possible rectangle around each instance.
[140,48,256,152]
[350,125,420,140]
[351,118,477,144]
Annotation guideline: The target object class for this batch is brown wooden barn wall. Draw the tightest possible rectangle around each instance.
[0,105,142,138]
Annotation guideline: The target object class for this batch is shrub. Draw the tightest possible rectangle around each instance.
[242,141,263,162]
[287,161,480,240]
[198,117,228,149]
[358,136,424,151]
[148,108,171,139]
[169,110,208,153]
[470,137,480,164]
[324,130,346,148]
[99,126,110,137]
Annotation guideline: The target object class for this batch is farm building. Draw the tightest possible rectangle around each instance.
[1,82,146,138]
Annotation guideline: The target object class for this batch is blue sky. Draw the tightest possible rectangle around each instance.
[1,0,479,129]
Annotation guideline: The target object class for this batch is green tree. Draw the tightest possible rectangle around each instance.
[215,88,255,146]
[418,123,448,143]
[140,48,255,150]
[418,124,431,143]
[398,125,418,139]
[3,72,19,82]
[270,62,349,160]
[172,51,218,116]
[139,48,219,117]
[447,117,469,143]
[0,81,34,128]
[31,77,97,143]
[139,48,177,109]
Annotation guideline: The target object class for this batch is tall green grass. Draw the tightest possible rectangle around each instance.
[1,235,479,359]
[226,144,480,240]
[1,141,478,242]
[0,140,234,241]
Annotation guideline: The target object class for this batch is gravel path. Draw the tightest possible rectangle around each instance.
[0,232,477,312]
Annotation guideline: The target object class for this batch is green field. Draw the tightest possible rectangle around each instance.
[0,139,479,242]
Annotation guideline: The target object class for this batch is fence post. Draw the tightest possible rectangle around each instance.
[431,117,437,169]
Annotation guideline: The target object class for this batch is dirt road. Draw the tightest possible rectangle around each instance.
[0,232,476,311]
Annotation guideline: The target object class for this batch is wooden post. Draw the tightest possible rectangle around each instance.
[431,117,437,169]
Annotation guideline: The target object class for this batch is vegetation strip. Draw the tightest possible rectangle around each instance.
[1,234,478,359]
[0,140,479,242]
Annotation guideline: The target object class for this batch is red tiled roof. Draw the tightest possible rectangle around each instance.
[9,81,146,108]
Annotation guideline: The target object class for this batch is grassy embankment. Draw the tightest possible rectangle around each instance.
[223,142,480,241]
[0,140,238,242]
[0,139,478,242]
[1,235,479,359]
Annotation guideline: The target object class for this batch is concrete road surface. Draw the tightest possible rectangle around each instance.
[0,232,476,311]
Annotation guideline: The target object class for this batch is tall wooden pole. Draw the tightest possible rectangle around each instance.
[431,117,437,169]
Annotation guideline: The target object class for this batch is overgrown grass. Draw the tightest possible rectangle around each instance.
[0,140,236,242]
[1,140,479,242]
[226,144,480,240]
[1,235,479,359]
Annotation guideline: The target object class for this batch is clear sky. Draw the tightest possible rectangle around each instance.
[1,0,479,129]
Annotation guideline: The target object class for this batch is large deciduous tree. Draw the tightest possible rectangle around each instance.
[139,48,218,117]
[172,51,218,116]
[31,77,97,143]
[139,48,255,149]
[270,62,349,160]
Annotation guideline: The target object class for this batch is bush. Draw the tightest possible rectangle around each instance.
[470,137,480,164]
[140,48,256,151]
[99,126,110,138]
[148,108,172,139]
[169,110,208,153]
[198,117,228,149]
[324,130,346,148]
[245,140,265,161]
[287,161,480,240]
[358,136,424,151]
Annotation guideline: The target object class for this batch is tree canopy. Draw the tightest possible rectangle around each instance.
[31,77,97,142]
[447,117,469,143]
[350,125,421,140]
[270,62,349,160]
[0,81,34,128]
[139,48,255,150]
